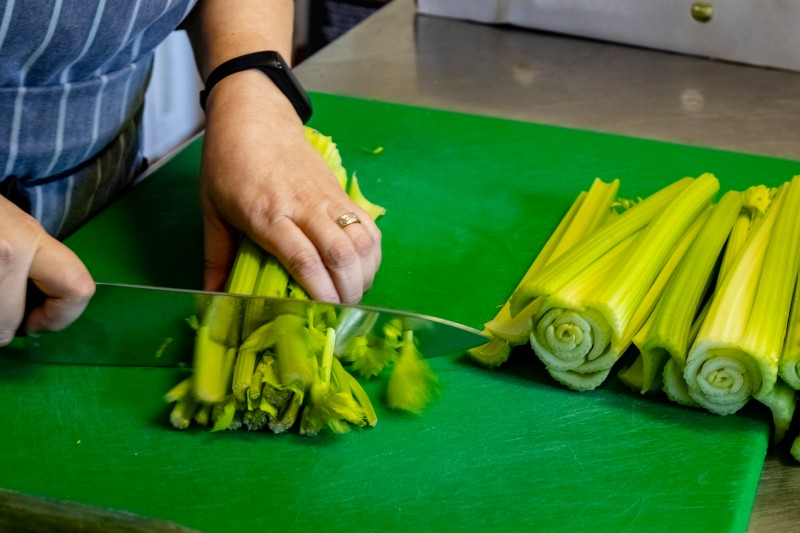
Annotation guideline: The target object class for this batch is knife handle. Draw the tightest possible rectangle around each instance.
[14,280,46,338]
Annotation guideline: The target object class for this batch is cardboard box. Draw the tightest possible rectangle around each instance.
[416,0,800,72]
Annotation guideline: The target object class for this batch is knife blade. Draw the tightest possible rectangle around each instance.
[21,282,487,367]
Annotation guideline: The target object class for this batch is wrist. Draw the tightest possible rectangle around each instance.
[200,51,312,124]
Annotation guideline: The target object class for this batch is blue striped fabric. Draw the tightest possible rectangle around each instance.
[0,0,197,237]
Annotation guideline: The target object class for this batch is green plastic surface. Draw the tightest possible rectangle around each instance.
[4,92,800,532]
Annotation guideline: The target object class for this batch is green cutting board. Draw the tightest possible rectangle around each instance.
[3,92,798,532]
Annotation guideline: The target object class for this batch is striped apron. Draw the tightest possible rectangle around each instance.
[0,0,197,238]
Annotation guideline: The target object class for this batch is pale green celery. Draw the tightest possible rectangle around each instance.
[485,179,619,345]
[779,257,800,389]
[467,337,511,368]
[243,253,290,336]
[510,177,694,317]
[192,328,237,402]
[332,356,378,426]
[617,355,646,392]
[340,335,397,378]
[211,396,237,432]
[192,236,263,403]
[386,330,440,413]
[348,173,387,220]
[194,403,212,426]
[164,376,193,403]
[758,379,797,443]
[300,327,371,435]
[470,188,588,366]
[529,174,719,391]
[686,177,800,417]
[243,409,268,431]
[530,232,638,375]
[661,190,754,403]
[248,360,265,401]
[267,314,318,433]
[662,358,698,406]
[169,393,199,430]
[231,346,259,403]
[304,127,349,189]
[624,191,742,393]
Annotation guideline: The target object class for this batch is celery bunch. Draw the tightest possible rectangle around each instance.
[165,128,438,436]
[476,173,800,455]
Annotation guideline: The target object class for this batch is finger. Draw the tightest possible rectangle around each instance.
[0,265,30,346]
[256,215,341,303]
[25,239,95,335]
[203,209,238,292]
[297,208,374,304]
[331,205,382,293]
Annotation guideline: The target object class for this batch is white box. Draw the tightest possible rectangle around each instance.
[416,0,800,72]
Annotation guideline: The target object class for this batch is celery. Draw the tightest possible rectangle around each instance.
[509,176,694,317]
[779,261,800,388]
[386,330,439,413]
[164,127,436,437]
[621,191,742,393]
[527,174,718,390]
[471,179,619,368]
[348,173,387,220]
[685,176,800,415]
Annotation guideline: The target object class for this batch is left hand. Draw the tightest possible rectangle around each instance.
[198,70,382,304]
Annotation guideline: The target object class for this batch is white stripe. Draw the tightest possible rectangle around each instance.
[19,0,63,85]
[42,83,71,176]
[0,0,16,54]
[82,74,109,161]
[4,0,63,176]
[94,0,143,77]
[82,157,103,221]
[130,33,143,61]
[32,181,43,223]
[3,87,26,176]
[59,0,108,83]
[54,175,75,236]
[118,62,137,124]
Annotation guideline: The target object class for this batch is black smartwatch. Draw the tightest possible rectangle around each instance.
[199,51,313,124]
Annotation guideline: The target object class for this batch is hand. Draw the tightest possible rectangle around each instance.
[0,196,95,346]
[198,71,382,304]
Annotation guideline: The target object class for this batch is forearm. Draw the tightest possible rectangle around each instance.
[183,0,295,77]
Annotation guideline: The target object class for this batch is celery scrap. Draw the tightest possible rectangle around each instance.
[386,330,440,413]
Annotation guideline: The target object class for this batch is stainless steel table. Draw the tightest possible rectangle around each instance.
[295,1,800,530]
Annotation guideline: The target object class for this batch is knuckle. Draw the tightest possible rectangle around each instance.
[286,249,323,279]
[322,239,355,269]
[351,233,375,258]
[69,270,96,303]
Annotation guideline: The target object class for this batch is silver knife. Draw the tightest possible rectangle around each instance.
[21,282,487,367]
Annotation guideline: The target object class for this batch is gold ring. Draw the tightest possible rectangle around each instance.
[335,212,361,229]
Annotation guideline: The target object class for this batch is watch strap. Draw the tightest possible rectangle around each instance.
[199,51,313,124]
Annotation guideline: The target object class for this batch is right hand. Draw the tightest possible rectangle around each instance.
[0,195,95,346]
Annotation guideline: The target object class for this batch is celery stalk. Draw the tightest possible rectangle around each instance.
[480,179,619,352]
[622,191,742,393]
[779,257,800,388]
[685,176,800,416]
[528,174,718,390]
[510,177,693,317]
